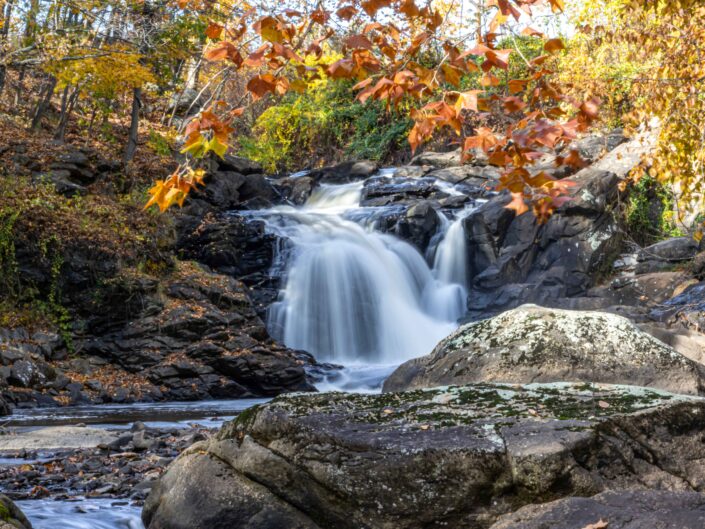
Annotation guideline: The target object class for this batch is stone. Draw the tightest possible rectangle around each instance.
[0,426,118,450]
[274,176,316,205]
[383,305,705,395]
[426,165,500,185]
[394,202,440,251]
[636,237,699,274]
[143,383,705,529]
[217,155,264,175]
[40,171,87,197]
[9,360,40,388]
[410,148,463,168]
[490,490,705,529]
[0,495,32,529]
[308,160,379,183]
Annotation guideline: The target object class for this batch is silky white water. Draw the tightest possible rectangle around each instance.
[248,175,473,369]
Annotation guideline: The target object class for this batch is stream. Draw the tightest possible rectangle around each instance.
[9,169,475,528]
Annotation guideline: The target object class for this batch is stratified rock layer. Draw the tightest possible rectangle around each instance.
[143,383,705,529]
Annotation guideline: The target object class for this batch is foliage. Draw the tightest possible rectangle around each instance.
[625,175,683,247]
[565,0,705,215]
[145,0,598,219]
[239,77,413,172]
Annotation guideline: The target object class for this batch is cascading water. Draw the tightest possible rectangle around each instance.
[246,172,474,389]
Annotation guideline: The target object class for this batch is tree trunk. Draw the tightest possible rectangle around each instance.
[0,0,15,97]
[54,85,80,141]
[30,76,57,131]
[123,87,141,166]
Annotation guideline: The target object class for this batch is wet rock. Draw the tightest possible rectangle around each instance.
[360,176,438,206]
[490,490,705,529]
[308,160,379,184]
[394,202,440,251]
[144,383,705,529]
[273,176,316,205]
[384,305,705,394]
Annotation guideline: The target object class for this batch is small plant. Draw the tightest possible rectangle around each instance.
[625,175,684,247]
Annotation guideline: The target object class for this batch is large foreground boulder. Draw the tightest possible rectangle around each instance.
[383,305,705,394]
[144,383,705,529]
[0,495,32,529]
[490,490,705,529]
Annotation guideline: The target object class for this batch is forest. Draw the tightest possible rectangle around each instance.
[1,0,705,528]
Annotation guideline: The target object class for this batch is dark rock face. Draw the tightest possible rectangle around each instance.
[490,490,705,529]
[79,264,315,401]
[308,160,379,183]
[463,135,644,318]
[143,383,705,529]
[393,202,441,251]
[177,214,277,285]
[383,305,705,394]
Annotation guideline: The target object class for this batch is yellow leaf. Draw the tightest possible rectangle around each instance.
[206,136,228,158]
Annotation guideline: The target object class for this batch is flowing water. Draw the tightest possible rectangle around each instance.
[18,499,143,529]
[247,170,474,386]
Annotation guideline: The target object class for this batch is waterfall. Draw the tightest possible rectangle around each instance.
[433,208,472,289]
[248,176,473,366]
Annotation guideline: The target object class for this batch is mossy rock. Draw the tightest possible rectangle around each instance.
[144,382,705,529]
[384,304,705,395]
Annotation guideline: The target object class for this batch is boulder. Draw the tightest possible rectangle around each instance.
[79,263,316,400]
[308,160,379,183]
[40,170,87,197]
[0,495,32,529]
[360,176,440,207]
[274,175,316,205]
[410,148,463,168]
[144,383,705,529]
[394,202,440,251]
[490,490,705,529]
[636,237,699,274]
[426,165,500,185]
[383,305,705,394]
[217,155,264,175]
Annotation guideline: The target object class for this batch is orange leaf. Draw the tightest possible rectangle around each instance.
[246,74,277,100]
[336,5,358,19]
[544,38,565,54]
[507,192,529,215]
[205,23,223,40]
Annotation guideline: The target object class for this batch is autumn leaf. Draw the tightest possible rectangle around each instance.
[544,38,565,54]
[246,74,277,100]
[507,192,529,215]
[205,23,223,40]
